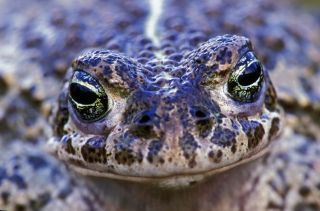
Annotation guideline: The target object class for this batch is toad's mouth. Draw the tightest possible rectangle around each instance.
[66,145,269,188]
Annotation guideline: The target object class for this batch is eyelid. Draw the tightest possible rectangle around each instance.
[236,51,258,68]
[71,70,104,93]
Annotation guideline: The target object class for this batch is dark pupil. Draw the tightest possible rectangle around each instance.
[237,62,262,86]
[69,83,98,105]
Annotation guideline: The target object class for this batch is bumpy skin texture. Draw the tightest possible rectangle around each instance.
[50,35,282,184]
[0,0,319,210]
[241,130,320,211]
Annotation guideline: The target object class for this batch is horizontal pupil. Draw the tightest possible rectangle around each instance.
[237,62,262,86]
[69,83,98,105]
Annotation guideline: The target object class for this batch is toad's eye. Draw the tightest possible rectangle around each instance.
[227,51,264,103]
[69,70,110,122]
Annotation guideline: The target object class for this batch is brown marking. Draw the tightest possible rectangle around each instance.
[264,78,277,111]
[208,150,223,163]
[240,120,265,149]
[231,144,237,153]
[268,117,280,140]
[61,135,75,155]
[147,140,164,164]
[114,149,143,166]
[196,119,214,138]
[298,186,311,197]
[81,136,107,163]
[179,133,199,160]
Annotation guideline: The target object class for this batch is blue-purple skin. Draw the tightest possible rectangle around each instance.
[50,34,282,185]
[0,0,319,210]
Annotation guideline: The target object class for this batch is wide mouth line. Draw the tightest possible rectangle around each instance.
[70,145,269,182]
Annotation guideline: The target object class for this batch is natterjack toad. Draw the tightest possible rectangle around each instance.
[0,0,319,210]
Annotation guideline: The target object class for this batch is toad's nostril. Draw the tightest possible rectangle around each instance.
[195,110,207,118]
[138,114,151,124]
[191,107,210,119]
[130,111,157,139]
[134,111,155,125]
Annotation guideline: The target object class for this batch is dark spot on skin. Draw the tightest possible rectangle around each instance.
[8,174,27,189]
[294,202,319,211]
[208,150,223,163]
[123,93,153,123]
[216,47,232,65]
[0,74,8,96]
[114,149,143,166]
[266,201,284,210]
[129,109,159,139]
[138,114,151,124]
[103,65,112,76]
[179,133,199,162]
[114,134,143,166]
[268,117,280,140]
[299,186,311,197]
[190,106,215,138]
[24,32,43,48]
[188,157,197,168]
[130,125,157,139]
[195,56,205,64]
[1,191,10,205]
[15,204,26,211]
[211,126,236,147]
[29,199,38,210]
[159,158,165,164]
[81,136,107,163]
[189,181,197,186]
[61,135,75,155]
[27,155,49,170]
[196,119,214,138]
[147,140,164,163]
[264,81,277,111]
[231,145,237,153]
[240,120,265,149]
[195,111,206,118]
[210,64,219,72]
